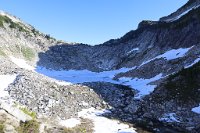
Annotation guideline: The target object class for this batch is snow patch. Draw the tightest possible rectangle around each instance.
[159,113,180,123]
[0,75,17,98]
[185,57,200,68]
[78,108,137,133]
[81,101,89,106]
[59,118,81,128]
[127,48,139,54]
[9,57,72,86]
[36,66,162,99]
[118,73,163,99]
[140,47,192,67]
[192,104,200,114]
[10,56,34,71]
[36,66,135,84]
[54,81,72,86]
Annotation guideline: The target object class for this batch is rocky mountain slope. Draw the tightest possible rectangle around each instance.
[1,0,200,133]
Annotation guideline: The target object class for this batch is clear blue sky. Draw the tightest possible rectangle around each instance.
[0,0,188,45]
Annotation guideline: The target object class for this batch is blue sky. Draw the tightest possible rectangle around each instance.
[0,0,187,45]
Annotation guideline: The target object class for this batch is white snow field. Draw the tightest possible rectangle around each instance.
[9,46,192,99]
[118,73,163,99]
[78,108,137,133]
[140,47,193,67]
[36,66,134,84]
[59,108,137,132]
[59,118,81,128]
[36,66,164,99]
[0,75,17,98]
[9,55,164,99]
[10,56,35,71]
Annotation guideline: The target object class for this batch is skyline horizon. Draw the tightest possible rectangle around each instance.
[0,0,188,45]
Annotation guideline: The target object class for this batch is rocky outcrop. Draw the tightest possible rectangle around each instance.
[7,70,107,119]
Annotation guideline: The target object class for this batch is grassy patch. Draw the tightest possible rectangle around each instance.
[0,15,29,33]
[0,124,4,133]
[61,119,94,133]
[0,15,10,27]
[0,49,6,56]
[1,45,35,60]
[19,107,36,119]
[17,120,39,133]
[21,46,35,61]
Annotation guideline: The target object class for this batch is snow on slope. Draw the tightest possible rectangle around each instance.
[192,104,200,114]
[36,67,135,84]
[10,56,35,71]
[185,57,200,68]
[9,55,164,99]
[59,118,81,128]
[127,48,139,55]
[36,66,163,99]
[164,5,200,22]
[140,47,192,67]
[0,75,17,98]
[118,73,163,99]
[9,56,72,86]
[78,108,137,133]
[159,113,180,123]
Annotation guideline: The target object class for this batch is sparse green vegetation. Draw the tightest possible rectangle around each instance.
[19,107,36,119]
[45,34,51,40]
[31,28,40,36]
[0,15,10,27]
[17,120,39,133]
[21,46,35,61]
[0,124,4,133]
[0,45,35,60]
[9,22,27,33]
[0,15,29,33]
[0,49,6,56]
